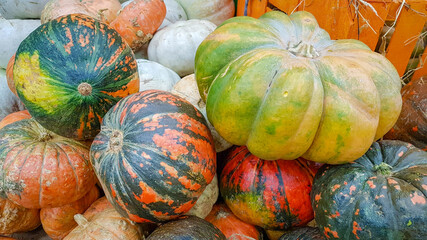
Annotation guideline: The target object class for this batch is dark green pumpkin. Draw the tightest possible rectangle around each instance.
[90,90,216,223]
[311,140,427,240]
[279,227,324,240]
[13,14,139,140]
[146,216,226,240]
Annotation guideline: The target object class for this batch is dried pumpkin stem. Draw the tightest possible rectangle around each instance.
[374,162,393,176]
[288,41,320,58]
[74,214,90,228]
[109,130,123,152]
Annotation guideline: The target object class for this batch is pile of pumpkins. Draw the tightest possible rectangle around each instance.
[0,0,426,239]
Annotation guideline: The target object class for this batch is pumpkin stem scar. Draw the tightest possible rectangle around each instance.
[374,162,393,175]
[78,82,93,96]
[39,132,53,142]
[109,130,124,152]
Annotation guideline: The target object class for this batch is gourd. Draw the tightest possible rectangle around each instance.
[136,59,181,92]
[0,198,41,235]
[175,0,235,25]
[195,11,402,163]
[185,174,218,219]
[0,0,50,19]
[311,140,427,240]
[0,110,30,130]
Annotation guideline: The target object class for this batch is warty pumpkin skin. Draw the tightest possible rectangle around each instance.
[0,118,97,209]
[220,146,316,230]
[311,140,427,240]
[90,90,216,223]
[0,198,41,235]
[13,14,139,141]
[195,11,402,164]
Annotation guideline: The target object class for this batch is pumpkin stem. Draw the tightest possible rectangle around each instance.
[39,132,53,142]
[374,162,393,175]
[288,41,320,58]
[74,214,90,228]
[78,82,92,96]
[109,130,123,152]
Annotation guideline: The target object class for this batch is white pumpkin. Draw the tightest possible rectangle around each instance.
[175,0,235,25]
[0,18,41,69]
[172,74,232,152]
[185,174,218,219]
[0,69,25,121]
[0,0,50,19]
[136,59,181,92]
[148,19,216,77]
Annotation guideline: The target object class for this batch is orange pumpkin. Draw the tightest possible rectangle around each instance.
[5,55,16,96]
[41,0,122,24]
[40,186,101,240]
[0,198,41,235]
[110,0,166,50]
[82,196,112,221]
[205,203,263,240]
[0,110,31,130]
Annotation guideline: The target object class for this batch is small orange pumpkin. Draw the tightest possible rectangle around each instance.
[0,198,41,235]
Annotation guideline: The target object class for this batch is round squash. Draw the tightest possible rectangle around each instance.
[0,110,31,130]
[195,11,402,163]
[0,69,25,122]
[41,0,122,24]
[0,198,41,235]
[40,186,101,240]
[220,146,316,230]
[148,19,217,77]
[205,203,263,240]
[172,74,232,152]
[13,14,139,141]
[384,76,426,150]
[278,227,324,240]
[146,215,226,240]
[175,0,235,25]
[136,59,181,92]
[0,118,97,209]
[90,90,216,223]
[311,140,427,240]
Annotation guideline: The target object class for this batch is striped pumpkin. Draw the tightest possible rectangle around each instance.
[90,90,216,223]
[13,14,139,141]
[220,146,316,230]
[0,118,97,209]
[195,10,402,164]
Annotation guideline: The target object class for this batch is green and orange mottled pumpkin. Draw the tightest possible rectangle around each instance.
[311,140,427,240]
[195,10,402,164]
[13,14,139,140]
[220,146,316,230]
[90,90,216,223]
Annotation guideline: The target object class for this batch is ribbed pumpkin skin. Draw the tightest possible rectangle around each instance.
[0,118,97,209]
[220,146,315,230]
[13,14,139,141]
[90,90,216,223]
[278,227,324,240]
[195,11,402,163]
[146,216,226,240]
[311,140,427,240]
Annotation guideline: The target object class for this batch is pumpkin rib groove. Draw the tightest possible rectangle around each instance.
[38,143,48,207]
[389,176,427,199]
[61,142,91,166]
[4,143,34,179]
[57,143,81,194]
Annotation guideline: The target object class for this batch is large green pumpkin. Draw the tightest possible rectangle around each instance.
[195,11,402,164]
[311,140,427,240]
[13,14,139,140]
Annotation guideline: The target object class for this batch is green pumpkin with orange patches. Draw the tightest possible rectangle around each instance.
[311,140,427,240]
[220,146,317,230]
[90,90,216,223]
[13,14,139,140]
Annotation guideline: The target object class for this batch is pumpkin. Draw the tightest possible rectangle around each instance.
[41,0,122,24]
[172,74,232,152]
[384,76,426,150]
[0,0,50,19]
[0,69,25,122]
[148,19,217,77]
[40,186,101,240]
[278,227,324,240]
[311,140,427,240]
[136,59,181,92]
[185,174,218,219]
[110,0,166,50]
[5,55,16,96]
[64,207,153,240]
[90,90,216,223]
[220,146,316,230]
[0,18,41,69]
[0,118,97,209]
[205,202,263,240]
[82,197,112,220]
[146,215,226,240]
[0,110,31,130]
[175,0,235,26]
[0,198,41,235]
[13,14,139,140]
[195,11,402,163]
